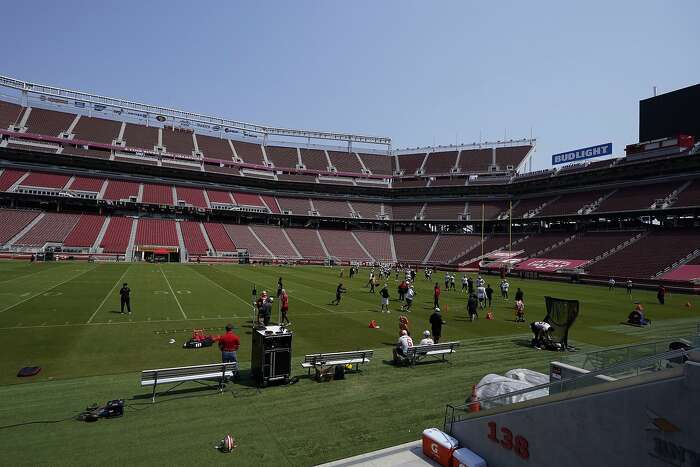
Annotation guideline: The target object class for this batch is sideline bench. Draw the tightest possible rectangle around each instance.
[301,350,374,375]
[405,342,460,366]
[140,362,238,402]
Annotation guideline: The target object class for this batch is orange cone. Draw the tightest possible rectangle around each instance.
[486,311,494,320]
[368,320,378,328]
[468,385,481,412]
[685,301,693,308]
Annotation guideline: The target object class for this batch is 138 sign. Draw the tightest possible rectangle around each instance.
[487,421,529,460]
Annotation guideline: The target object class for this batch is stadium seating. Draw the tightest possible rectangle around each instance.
[223,224,270,258]
[135,218,179,246]
[327,151,363,173]
[266,146,299,169]
[544,231,637,260]
[452,235,521,264]
[277,197,311,215]
[175,186,207,208]
[277,174,317,183]
[232,141,265,165]
[19,172,70,189]
[313,199,352,218]
[100,217,134,253]
[162,127,195,155]
[206,189,235,205]
[511,197,556,218]
[71,116,121,144]
[260,195,280,214]
[536,190,608,217]
[123,123,159,150]
[24,107,74,136]
[586,231,700,278]
[510,232,571,257]
[232,192,264,207]
[391,204,424,220]
[425,235,482,264]
[299,148,329,171]
[422,202,466,221]
[423,150,458,175]
[318,230,371,261]
[196,134,234,158]
[14,213,81,246]
[466,202,505,220]
[203,222,236,253]
[594,182,681,213]
[251,225,299,258]
[673,181,700,208]
[68,176,105,193]
[0,101,25,129]
[458,148,492,172]
[63,215,106,248]
[180,221,209,256]
[0,209,40,244]
[358,153,394,175]
[0,169,27,191]
[285,228,326,259]
[392,178,428,188]
[353,231,393,261]
[396,153,427,175]
[349,201,382,219]
[393,233,437,263]
[62,145,111,159]
[103,180,140,201]
[142,183,174,205]
[496,145,531,169]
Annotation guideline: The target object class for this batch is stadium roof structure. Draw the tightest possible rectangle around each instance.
[0,75,392,148]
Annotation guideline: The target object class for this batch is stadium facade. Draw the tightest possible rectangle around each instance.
[0,75,699,288]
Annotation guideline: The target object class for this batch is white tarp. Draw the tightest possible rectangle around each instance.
[505,368,550,386]
[475,372,549,408]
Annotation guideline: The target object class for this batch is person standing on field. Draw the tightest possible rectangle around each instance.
[380,283,391,313]
[433,283,441,309]
[280,289,290,325]
[430,307,445,344]
[626,279,633,296]
[119,283,131,314]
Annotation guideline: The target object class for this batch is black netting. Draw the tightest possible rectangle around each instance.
[544,296,580,348]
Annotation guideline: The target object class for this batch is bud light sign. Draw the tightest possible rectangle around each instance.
[551,143,612,165]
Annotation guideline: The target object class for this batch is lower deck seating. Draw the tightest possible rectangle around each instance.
[100,217,133,253]
[14,213,80,246]
[223,224,270,258]
[393,233,437,263]
[0,209,40,244]
[203,222,236,253]
[285,228,326,259]
[251,225,299,258]
[135,218,178,246]
[426,235,482,264]
[318,230,371,261]
[544,232,636,260]
[63,215,106,248]
[180,221,209,256]
[587,231,700,278]
[353,231,393,261]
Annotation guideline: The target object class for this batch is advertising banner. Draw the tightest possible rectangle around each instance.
[552,143,612,165]
[515,258,589,272]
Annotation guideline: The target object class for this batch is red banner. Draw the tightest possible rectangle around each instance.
[515,258,589,272]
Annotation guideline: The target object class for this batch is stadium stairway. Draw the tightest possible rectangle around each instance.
[389,233,398,262]
[92,216,111,251]
[175,221,187,263]
[421,235,441,263]
[125,217,139,260]
[350,231,376,262]
[315,230,331,258]
[282,228,303,258]
[199,222,215,254]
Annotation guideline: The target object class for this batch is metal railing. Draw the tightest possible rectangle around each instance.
[444,346,694,433]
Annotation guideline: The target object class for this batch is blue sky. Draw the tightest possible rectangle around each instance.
[1,1,698,169]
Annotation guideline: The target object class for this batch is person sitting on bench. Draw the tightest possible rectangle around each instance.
[419,330,434,345]
[393,330,414,364]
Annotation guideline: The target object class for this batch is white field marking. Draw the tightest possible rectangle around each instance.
[160,266,187,319]
[0,266,97,314]
[20,292,31,297]
[42,292,63,297]
[87,264,131,324]
[189,266,253,308]
[153,290,169,294]
[176,290,191,294]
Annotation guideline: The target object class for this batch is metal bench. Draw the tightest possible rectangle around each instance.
[140,362,238,402]
[405,342,460,366]
[301,350,374,375]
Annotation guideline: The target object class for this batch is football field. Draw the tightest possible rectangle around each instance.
[0,261,697,466]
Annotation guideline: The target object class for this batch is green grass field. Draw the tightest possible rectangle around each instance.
[0,261,697,466]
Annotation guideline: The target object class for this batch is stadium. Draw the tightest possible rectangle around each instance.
[1,3,699,466]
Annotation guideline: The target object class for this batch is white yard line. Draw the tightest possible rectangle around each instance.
[87,264,132,324]
[160,266,188,319]
[190,266,253,308]
[0,266,97,314]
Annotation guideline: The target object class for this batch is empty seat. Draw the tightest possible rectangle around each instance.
[175,186,207,208]
[423,151,458,175]
[232,141,265,165]
[0,209,40,244]
[196,134,234,159]
[285,228,326,259]
[142,184,174,205]
[68,176,105,193]
[100,217,134,253]
[103,180,139,201]
[393,233,437,263]
[203,223,236,253]
[266,146,299,169]
[223,224,270,258]
[251,225,299,258]
[299,148,329,171]
[24,107,75,136]
[354,231,393,261]
[327,151,363,173]
[0,169,28,191]
[122,123,159,150]
[318,230,370,261]
[180,221,209,255]
[396,153,427,175]
[135,218,178,246]
[14,213,81,246]
[162,127,195,155]
[19,172,70,189]
[358,153,394,175]
[71,116,121,144]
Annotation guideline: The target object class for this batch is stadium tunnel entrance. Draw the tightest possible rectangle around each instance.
[136,245,180,263]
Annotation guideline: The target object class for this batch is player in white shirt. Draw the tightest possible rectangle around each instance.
[393,330,414,364]
[476,285,487,309]
[608,277,616,291]
[500,279,510,300]
[531,321,553,349]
